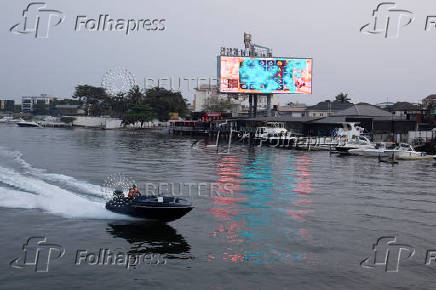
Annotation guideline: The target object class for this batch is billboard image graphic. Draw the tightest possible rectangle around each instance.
[219,56,312,94]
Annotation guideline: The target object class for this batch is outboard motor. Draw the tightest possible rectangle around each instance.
[113,189,124,199]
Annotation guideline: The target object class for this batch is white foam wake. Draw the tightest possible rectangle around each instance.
[0,147,128,220]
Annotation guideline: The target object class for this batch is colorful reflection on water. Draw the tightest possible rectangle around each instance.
[209,148,318,265]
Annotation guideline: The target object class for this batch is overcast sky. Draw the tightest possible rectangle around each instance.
[1,0,435,105]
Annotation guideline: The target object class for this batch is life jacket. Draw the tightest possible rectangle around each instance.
[128,188,135,198]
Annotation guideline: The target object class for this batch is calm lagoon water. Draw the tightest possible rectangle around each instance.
[1,125,435,289]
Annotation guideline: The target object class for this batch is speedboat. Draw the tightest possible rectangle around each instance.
[336,135,374,153]
[349,142,397,157]
[16,120,41,127]
[106,191,193,222]
[0,116,13,123]
[0,117,21,123]
[393,143,435,160]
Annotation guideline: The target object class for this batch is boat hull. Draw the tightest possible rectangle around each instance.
[17,123,40,127]
[106,196,193,222]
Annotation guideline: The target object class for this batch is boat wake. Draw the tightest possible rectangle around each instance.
[0,146,128,220]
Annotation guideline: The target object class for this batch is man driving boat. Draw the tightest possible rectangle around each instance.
[128,184,141,198]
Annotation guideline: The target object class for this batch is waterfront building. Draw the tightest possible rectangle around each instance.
[22,94,53,113]
[385,102,424,120]
[306,100,353,117]
[193,84,279,113]
[276,104,308,118]
[0,99,15,112]
[376,101,395,109]
[422,95,436,115]
[305,104,415,141]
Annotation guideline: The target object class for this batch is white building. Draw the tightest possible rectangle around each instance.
[22,94,53,113]
[193,84,280,113]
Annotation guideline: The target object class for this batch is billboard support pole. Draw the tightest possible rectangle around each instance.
[248,94,253,117]
[266,94,272,117]
[253,95,258,117]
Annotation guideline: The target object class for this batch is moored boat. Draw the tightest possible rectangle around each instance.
[393,143,435,160]
[16,120,41,127]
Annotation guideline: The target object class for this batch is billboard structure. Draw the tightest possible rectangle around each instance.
[218,56,312,94]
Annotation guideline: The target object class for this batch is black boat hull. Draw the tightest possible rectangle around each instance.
[106,196,193,222]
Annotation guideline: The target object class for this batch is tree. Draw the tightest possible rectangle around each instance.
[122,104,157,127]
[335,92,351,103]
[73,85,110,116]
[126,85,145,105]
[203,96,232,112]
[32,102,49,115]
[144,87,188,121]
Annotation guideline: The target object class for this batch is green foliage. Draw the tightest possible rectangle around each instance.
[122,104,156,127]
[73,85,110,116]
[335,92,351,103]
[72,84,189,122]
[144,87,188,121]
[32,102,49,115]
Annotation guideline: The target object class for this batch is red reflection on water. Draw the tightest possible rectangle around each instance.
[286,209,314,221]
[286,154,313,224]
[209,154,248,262]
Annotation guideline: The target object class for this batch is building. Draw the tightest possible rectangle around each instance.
[0,99,15,112]
[376,101,395,109]
[276,104,308,118]
[306,100,353,118]
[385,102,424,120]
[22,94,53,113]
[193,84,279,114]
[423,94,436,107]
[422,95,436,115]
[305,103,416,141]
[193,85,220,112]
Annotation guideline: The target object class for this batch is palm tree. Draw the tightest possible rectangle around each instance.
[335,92,351,103]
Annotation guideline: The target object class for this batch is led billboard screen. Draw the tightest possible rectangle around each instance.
[218,56,312,94]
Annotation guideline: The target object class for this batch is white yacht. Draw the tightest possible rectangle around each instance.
[348,142,397,157]
[254,122,296,147]
[393,143,435,160]
[16,120,41,128]
[0,117,22,123]
[335,135,374,153]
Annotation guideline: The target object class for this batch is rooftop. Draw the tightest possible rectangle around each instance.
[333,104,393,117]
[424,94,436,100]
[307,100,353,111]
[386,102,423,111]
[277,105,307,112]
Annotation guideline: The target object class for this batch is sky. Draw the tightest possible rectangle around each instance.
[1,0,435,105]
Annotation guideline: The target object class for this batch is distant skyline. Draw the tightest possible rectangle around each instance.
[1,0,435,106]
